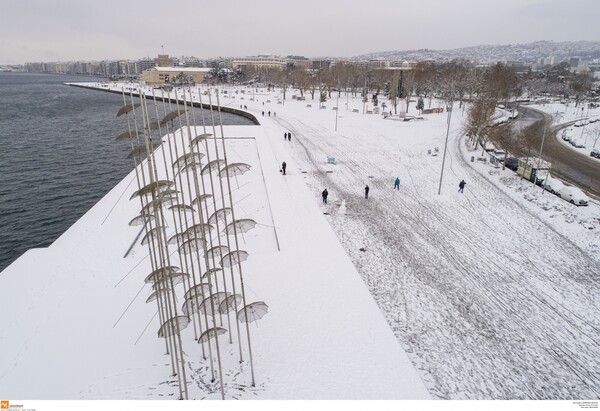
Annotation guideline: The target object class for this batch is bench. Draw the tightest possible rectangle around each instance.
[327,156,337,165]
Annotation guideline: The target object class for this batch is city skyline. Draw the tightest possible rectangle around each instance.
[1,0,599,65]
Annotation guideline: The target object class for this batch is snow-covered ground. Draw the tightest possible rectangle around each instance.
[1,82,599,402]
[529,101,600,155]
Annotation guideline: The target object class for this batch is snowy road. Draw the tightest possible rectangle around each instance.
[273,108,600,400]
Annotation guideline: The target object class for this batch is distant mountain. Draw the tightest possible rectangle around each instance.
[353,40,600,64]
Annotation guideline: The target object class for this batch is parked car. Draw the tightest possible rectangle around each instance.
[591,149,600,159]
[542,175,565,194]
[504,157,519,171]
[493,149,506,161]
[557,186,589,206]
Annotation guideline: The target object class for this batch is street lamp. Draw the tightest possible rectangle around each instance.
[437,86,455,195]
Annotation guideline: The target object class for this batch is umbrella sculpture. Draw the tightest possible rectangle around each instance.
[169,204,196,214]
[140,195,179,216]
[127,143,149,160]
[208,207,232,226]
[184,283,213,302]
[158,315,191,338]
[197,292,231,316]
[219,294,243,314]
[144,265,180,284]
[160,110,181,126]
[172,152,205,170]
[185,223,214,239]
[197,327,227,344]
[220,250,249,268]
[201,159,227,175]
[189,133,212,148]
[116,102,140,117]
[224,219,257,236]
[115,129,136,141]
[130,180,174,200]
[218,163,252,178]
[206,245,229,261]
[179,238,205,255]
[128,213,154,226]
[191,194,213,208]
[183,288,222,317]
[201,268,222,279]
[151,272,190,291]
[237,301,269,323]
[141,225,167,246]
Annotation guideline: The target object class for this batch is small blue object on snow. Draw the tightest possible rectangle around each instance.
[327,156,337,165]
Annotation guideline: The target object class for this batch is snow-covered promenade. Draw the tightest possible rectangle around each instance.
[1,81,599,401]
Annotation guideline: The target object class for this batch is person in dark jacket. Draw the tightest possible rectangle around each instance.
[281,161,287,175]
[288,133,292,142]
[365,185,370,199]
[322,189,329,204]
[394,177,400,190]
[458,180,466,193]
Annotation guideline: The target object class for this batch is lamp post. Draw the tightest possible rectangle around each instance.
[437,86,455,195]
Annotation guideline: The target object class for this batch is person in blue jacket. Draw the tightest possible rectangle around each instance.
[394,177,400,190]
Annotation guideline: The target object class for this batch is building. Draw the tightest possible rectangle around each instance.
[231,55,287,71]
[140,66,212,85]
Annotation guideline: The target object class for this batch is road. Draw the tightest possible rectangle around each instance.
[512,106,600,199]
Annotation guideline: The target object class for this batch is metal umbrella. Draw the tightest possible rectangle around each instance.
[184,223,213,239]
[206,245,229,260]
[115,129,135,141]
[219,294,243,314]
[172,152,205,170]
[141,225,167,246]
[140,195,179,215]
[168,203,196,214]
[191,194,213,209]
[144,265,180,284]
[151,272,190,291]
[130,180,174,200]
[220,250,249,268]
[201,268,222,279]
[128,213,153,226]
[184,283,213,302]
[127,144,149,159]
[116,102,140,117]
[167,232,189,246]
[190,133,212,148]
[158,315,190,338]
[237,301,269,323]
[201,159,227,175]
[224,219,257,236]
[218,162,252,178]
[197,292,231,316]
[178,238,205,255]
[197,327,227,344]
[208,207,232,226]
[160,110,181,126]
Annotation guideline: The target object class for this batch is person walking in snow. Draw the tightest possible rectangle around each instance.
[458,179,466,193]
[283,132,287,140]
[281,161,287,175]
[322,189,329,204]
[364,185,370,199]
[394,177,400,190]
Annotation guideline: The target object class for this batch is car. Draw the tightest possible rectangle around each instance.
[557,186,589,206]
[493,149,506,161]
[591,149,600,159]
[542,175,565,194]
[504,157,519,171]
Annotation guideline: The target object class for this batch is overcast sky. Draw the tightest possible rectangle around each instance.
[1,0,598,64]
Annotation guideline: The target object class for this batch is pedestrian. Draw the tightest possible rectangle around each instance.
[322,188,329,204]
[394,177,400,190]
[281,161,287,175]
[289,132,292,142]
[244,105,247,109]
[262,111,264,116]
[365,185,370,199]
[268,111,271,116]
[458,179,466,193]
[274,112,276,117]
[283,132,287,140]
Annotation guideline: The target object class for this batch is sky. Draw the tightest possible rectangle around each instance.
[1,0,599,65]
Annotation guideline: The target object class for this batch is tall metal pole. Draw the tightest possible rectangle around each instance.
[437,86,454,195]
[536,120,548,192]
[335,91,339,132]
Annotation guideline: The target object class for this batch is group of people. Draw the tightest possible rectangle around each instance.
[283,132,292,141]
[319,177,466,205]
[262,111,275,117]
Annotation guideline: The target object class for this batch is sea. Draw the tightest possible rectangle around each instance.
[0,72,254,272]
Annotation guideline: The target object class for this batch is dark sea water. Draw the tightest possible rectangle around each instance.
[0,73,254,272]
